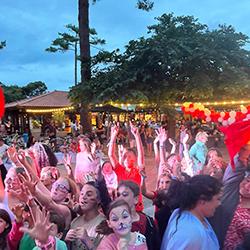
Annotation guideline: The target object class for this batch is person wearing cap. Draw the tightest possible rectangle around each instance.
[189,131,208,175]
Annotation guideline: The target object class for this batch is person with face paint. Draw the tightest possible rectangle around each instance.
[224,173,250,249]
[108,122,144,212]
[65,182,106,250]
[117,181,161,250]
[97,199,147,250]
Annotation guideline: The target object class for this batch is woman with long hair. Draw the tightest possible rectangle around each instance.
[161,175,222,250]
[65,181,106,250]
[75,136,98,184]
[0,209,12,250]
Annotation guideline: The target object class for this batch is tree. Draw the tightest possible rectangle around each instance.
[73,0,157,133]
[45,24,105,86]
[0,41,6,50]
[81,13,250,106]
[22,81,47,97]
[1,81,48,103]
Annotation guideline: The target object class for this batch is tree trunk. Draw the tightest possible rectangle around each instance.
[74,41,78,86]
[78,0,92,133]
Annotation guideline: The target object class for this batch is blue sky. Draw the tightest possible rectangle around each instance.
[1,0,250,91]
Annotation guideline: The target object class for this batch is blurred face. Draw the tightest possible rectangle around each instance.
[239,177,250,199]
[117,186,137,208]
[167,155,179,167]
[199,134,208,144]
[208,150,218,160]
[108,205,132,237]
[158,176,171,191]
[51,179,70,202]
[102,162,113,175]
[5,169,21,192]
[40,170,53,187]
[0,218,8,234]
[200,193,221,218]
[79,184,99,212]
[209,167,224,180]
[239,146,250,168]
[123,151,137,169]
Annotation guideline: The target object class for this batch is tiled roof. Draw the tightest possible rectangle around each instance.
[5,91,72,109]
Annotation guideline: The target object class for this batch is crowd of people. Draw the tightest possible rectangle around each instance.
[0,117,249,250]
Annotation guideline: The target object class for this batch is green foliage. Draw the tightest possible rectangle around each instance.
[52,111,65,127]
[45,24,105,54]
[137,0,154,11]
[71,13,250,106]
[32,119,42,129]
[1,81,47,103]
[22,81,47,97]
[0,41,6,49]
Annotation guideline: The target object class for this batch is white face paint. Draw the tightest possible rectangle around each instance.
[108,205,132,237]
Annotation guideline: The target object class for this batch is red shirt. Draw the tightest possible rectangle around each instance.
[132,212,147,235]
[115,163,143,212]
[224,207,250,250]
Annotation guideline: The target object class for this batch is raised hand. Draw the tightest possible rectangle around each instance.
[19,207,53,244]
[110,123,119,139]
[156,127,167,144]
[7,146,19,164]
[65,229,78,242]
[130,121,139,137]
[18,172,38,195]
[9,183,30,203]
[11,203,24,223]
[182,132,189,145]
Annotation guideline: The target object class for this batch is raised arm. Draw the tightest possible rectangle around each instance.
[140,170,155,200]
[169,138,177,154]
[108,124,119,168]
[182,132,194,177]
[130,122,144,169]
[156,127,168,177]
[153,135,160,166]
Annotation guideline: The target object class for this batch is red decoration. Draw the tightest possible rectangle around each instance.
[181,102,250,125]
[0,87,5,118]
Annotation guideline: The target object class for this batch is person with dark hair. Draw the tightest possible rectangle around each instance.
[0,208,12,249]
[202,148,226,181]
[74,136,98,184]
[117,180,161,250]
[224,174,250,249]
[108,122,144,212]
[209,143,250,248]
[65,181,106,250]
[161,175,222,250]
[97,199,147,250]
[42,144,58,167]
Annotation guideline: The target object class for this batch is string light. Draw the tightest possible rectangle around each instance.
[94,100,250,108]
[26,106,74,113]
